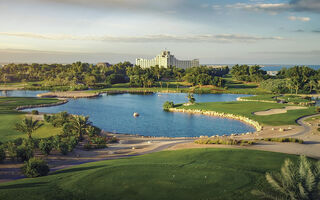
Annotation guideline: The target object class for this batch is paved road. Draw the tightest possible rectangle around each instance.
[290,114,320,137]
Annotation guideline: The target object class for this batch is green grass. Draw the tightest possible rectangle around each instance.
[0,148,299,200]
[241,95,277,102]
[0,97,62,142]
[177,101,316,126]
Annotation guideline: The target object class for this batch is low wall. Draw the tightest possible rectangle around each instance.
[169,108,262,132]
[16,99,69,111]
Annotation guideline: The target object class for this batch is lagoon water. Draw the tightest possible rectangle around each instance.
[11,92,255,137]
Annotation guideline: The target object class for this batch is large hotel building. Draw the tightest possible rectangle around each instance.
[136,51,200,69]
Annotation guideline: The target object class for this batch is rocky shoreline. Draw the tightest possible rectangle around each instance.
[169,108,262,132]
[16,99,69,111]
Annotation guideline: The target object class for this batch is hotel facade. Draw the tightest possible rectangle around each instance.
[136,51,199,69]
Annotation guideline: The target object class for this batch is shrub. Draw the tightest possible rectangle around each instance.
[262,137,303,144]
[163,101,174,111]
[39,139,53,156]
[22,138,39,149]
[316,107,320,113]
[58,142,69,155]
[86,126,101,137]
[83,142,92,151]
[6,142,17,160]
[31,110,39,115]
[194,138,254,145]
[44,114,51,123]
[90,136,107,149]
[13,138,24,146]
[107,136,119,143]
[21,158,50,178]
[61,123,75,137]
[16,145,34,162]
[0,147,6,162]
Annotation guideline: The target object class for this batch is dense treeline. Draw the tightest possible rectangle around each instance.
[0,62,229,89]
[261,66,320,94]
[230,64,267,82]
[231,65,320,94]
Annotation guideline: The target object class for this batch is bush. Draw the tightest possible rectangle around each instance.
[90,136,107,149]
[6,142,17,160]
[83,142,92,151]
[13,138,24,146]
[194,138,254,145]
[39,139,53,156]
[107,136,119,143]
[58,142,69,155]
[0,147,6,162]
[22,138,39,149]
[31,110,39,115]
[44,114,51,123]
[16,145,34,162]
[61,123,75,137]
[86,126,101,137]
[262,137,303,144]
[163,101,174,111]
[316,107,320,113]
[21,158,49,178]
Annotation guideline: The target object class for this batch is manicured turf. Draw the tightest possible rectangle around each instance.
[178,101,317,126]
[242,95,312,104]
[0,148,298,200]
[0,97,62,142]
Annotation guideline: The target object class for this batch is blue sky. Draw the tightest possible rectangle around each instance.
[0,0,319,64]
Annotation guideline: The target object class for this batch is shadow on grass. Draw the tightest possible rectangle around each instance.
[51,165,105,175]
[0,182,47,190]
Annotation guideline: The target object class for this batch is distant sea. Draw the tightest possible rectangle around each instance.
[206,64,320,72]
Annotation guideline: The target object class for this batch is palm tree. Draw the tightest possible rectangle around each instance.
[253,155,320,200]
[15,117,42,139]
[71,116,91,140]
[187,93,196,104]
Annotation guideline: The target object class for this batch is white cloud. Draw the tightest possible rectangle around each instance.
[0,32,284,43]
[226,0,320,14]
[288,16,311,22]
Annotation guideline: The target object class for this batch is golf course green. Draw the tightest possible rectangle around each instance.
[0,97,62,142]
[177,101,316,126]
[0,148,298,200]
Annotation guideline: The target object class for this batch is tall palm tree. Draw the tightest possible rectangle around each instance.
[253,155,320,200]
[71,116,91,140]
[15,117,42,139]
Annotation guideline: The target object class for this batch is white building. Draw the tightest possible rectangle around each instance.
[136,51,199,69]
[266,71,278,76]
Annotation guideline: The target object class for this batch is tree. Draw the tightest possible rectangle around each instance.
[71,116,91,140]
[187,93,196,104]
[15,117,42,139]
[253,155,320,200]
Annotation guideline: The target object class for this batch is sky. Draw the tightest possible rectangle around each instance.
[0,0,320,64]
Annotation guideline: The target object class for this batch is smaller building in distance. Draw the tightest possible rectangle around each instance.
[136,50,199,69]
[266,71,279,76]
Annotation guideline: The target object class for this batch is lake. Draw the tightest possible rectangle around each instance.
[12,92,256,137]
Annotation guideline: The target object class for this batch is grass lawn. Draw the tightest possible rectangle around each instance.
[241,95,313,104]
[0,97,62,142]
[177,101,317,126]
[0,148,299,200]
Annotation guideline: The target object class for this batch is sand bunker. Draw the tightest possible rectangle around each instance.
[37,91,99,98]
[254,106,307,116]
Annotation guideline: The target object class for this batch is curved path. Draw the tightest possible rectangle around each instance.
[290,114,320,137]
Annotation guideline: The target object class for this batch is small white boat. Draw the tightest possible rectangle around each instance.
[133,112,140,117]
